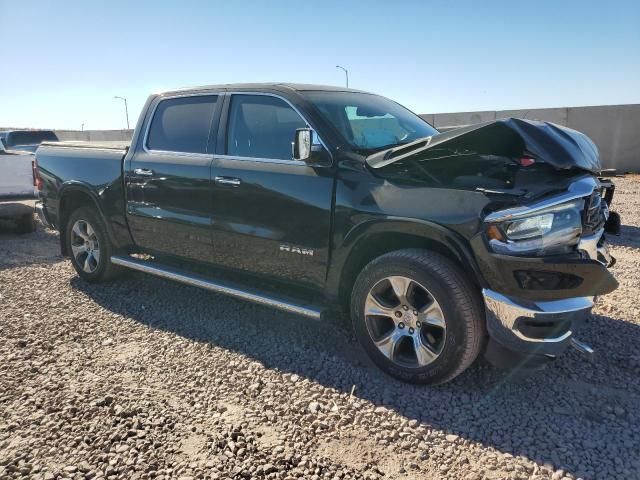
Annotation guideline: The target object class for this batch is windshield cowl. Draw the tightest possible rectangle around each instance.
[364,135,436,165]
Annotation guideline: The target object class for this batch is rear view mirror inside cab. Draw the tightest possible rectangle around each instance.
[356,106,387,118]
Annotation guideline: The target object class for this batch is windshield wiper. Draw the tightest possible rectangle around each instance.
[365,135,435,168]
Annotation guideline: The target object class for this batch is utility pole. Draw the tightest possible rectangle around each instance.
[113,96,130,129]
[335,65,349,88]
[81,123,84,132]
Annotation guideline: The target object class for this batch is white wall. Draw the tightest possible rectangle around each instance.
[54,129,133,142]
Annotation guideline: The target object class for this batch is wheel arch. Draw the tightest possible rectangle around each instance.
[58,182,115,257]
[331,219,486,311]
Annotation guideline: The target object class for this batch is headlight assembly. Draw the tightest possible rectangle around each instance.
[486,199,584,256]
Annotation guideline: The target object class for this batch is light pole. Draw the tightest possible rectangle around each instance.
[113,96,130,129]
[336,65,349,88]
[81,123,84,132]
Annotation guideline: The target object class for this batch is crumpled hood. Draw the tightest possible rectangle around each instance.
[366,118,601,173]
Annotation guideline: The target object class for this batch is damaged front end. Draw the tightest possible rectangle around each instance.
[365,117,608,198]
[368,118,620,368]
[476,174,619,369]
[366,117,601,173]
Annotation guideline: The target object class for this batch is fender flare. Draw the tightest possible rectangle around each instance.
[326,217,487,298]
[58,181,118,255]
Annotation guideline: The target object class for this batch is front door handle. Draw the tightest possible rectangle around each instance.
[214,176,241,187]
[134,168,154,176]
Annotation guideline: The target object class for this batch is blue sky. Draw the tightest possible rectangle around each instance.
[1,0,639,129]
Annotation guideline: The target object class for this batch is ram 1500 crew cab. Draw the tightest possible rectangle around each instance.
[35,84,619,384]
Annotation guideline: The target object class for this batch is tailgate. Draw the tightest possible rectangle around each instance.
[0,151,36,198]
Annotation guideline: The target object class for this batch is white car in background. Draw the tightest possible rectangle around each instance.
[0,134,40,233]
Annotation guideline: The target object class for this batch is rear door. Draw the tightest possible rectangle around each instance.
[125,94,221,262]
[209,92,334,289]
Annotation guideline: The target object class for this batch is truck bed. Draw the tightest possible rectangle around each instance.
[36,141,130,230]
[41,140,130,151]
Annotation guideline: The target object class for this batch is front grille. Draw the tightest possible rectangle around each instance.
[582,188,605,234]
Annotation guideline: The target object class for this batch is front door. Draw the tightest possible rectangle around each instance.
[125,94,220,262]
[209,93,334,289]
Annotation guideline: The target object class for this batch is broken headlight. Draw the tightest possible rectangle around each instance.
[486,199,584,256]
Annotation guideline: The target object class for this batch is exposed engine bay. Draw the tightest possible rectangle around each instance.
[367,118,602,194]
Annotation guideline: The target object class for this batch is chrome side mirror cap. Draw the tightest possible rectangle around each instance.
[293,128,312,162]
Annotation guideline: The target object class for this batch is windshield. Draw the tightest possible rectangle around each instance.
[304,91,438,153]
[6,130,58,146]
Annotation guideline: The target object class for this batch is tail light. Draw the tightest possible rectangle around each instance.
[518,157,536,167]
[32,159,43,190]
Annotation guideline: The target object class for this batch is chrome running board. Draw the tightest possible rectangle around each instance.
[110,255,323,320]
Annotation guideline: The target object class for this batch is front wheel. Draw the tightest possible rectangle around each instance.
[351,249,485,384]
[65,207,123,282]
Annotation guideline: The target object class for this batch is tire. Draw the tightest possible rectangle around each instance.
[16,213,36,234]
[65,207,123,283]
[350,249,486,385]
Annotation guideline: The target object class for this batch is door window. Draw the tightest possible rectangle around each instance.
[147,95,218,154]
[227,95,306,160]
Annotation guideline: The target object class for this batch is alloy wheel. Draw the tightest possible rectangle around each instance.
[70,219,101,273]
[364,275,446,368]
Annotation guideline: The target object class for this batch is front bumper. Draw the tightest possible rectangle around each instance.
[480,233,614,368]
[483,289,593,357]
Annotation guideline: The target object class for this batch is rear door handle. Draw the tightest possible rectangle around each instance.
[134,168,154,176]
[214,176,241,187]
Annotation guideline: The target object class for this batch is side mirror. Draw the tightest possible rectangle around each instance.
[292,128,312,162]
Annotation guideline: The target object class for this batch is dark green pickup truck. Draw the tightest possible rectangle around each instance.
[35,83,619,384]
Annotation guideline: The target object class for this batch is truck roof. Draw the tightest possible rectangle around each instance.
[158,83,371,96]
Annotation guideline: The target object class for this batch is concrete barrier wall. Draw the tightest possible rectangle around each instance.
[54,129,134,142]
[420,104,640,172]
[566,106,640,174]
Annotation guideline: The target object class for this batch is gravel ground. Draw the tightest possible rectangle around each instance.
[1,177,639,480]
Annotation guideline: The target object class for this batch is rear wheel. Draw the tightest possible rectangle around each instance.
[65,207,123,282]
[351,249,485,384]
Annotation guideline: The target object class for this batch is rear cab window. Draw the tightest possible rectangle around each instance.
[226,95,306,160]
[146,95,218,154]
